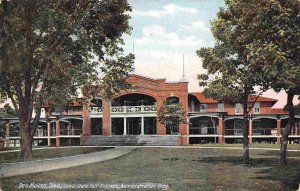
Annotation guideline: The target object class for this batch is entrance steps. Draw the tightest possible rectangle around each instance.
[81,135,178,146]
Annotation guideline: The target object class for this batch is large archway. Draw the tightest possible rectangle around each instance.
[189,116,218,135]
[225,118,243,136]
[252,118,277,136]
[111,93,157,135]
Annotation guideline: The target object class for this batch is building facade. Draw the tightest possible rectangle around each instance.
[1,74,300,147]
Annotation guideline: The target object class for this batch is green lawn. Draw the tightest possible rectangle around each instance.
[1,147,299,191]
[0,147,112,163]
[192,143,300,149]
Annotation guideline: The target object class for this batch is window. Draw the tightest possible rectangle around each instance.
[253,102,260,114]
[166,96,179,105]
[234,120,243,129]
[235,103,242,114]
[252,120,261,129]
[234,120,243,135]
[200,104,207,112]
[218,103,224,112]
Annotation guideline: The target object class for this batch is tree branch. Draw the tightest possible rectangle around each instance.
[246,90,264,114]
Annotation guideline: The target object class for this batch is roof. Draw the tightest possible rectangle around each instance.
[189,92,217,104]
[42,99,84,108]
[189,92,278,104]
[248,96,278,103]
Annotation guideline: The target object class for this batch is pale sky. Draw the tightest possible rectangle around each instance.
[122,0,299,108]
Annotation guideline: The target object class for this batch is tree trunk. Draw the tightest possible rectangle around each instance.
[18,99,39,161]
[243,101,250,165]
[279,91,295,166]
[20,121,33,160]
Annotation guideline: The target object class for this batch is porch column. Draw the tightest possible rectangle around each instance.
[55,117,60,147]
[102,100,111,136]
[47,121,51,147]
[218,117,224,144]
[5,120,9,148]
[141,117,144,135]
[67,121,71,135]
[67,121,71,145]
[123,117,127,135]
[82,105,91,136]
[179,96,188,145]
[249,119,253,144]
[156,99,166,135]
[276,116,281,144]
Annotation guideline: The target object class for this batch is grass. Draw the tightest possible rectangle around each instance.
[0,147,112,163]
[192,143,300,149]
[0,147,299,191]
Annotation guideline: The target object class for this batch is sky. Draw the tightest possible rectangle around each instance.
[122,0,299,108]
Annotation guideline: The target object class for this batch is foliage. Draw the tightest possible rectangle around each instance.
[0,104,17,118]
[197,1,269,104]
[0,0,134,159]
[196,0,272,164]
[243,0,300,166]
[157,100,186,129]
[246,0,300,94]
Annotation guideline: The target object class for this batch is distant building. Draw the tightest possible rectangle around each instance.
[1,74,300,147]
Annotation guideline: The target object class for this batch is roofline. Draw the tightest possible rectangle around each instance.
[130,74,166,81]
[188,93,278,103]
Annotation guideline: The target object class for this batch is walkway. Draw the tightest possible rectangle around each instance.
[0,147,134,178]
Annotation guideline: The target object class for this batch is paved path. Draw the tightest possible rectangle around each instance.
[0,147,134,178]
[2,145,300,154]
[0,145,112,154]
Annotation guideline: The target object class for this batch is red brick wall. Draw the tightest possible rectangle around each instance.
[202,102,283,115]
[118,75,189,144]
[99,75,189,142]
[102,100,111,136]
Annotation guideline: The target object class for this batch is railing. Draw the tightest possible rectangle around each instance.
[189,127,218,135]
[225,128,278,136]
[225,129,243,135]
[252,128,277,136]
[35,129,47,137]
[89,107,103,115]
[111,105,157,114]
[51,105,158,115]
[51,108,83,115]
[60,129,82,135]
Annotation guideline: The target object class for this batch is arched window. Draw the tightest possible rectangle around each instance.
[90,98,102,107]
[112,93,156,106]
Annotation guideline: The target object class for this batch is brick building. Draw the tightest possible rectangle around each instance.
[1,74,300,147]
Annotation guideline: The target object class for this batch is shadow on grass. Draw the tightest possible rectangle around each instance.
[194,155,300,190]
[161,157,179,161]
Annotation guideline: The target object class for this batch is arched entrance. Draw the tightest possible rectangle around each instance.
[189,116,219,144]
[189,116,218,135]
[111,93,157,135]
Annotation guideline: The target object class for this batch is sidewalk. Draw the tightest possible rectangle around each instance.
[0,147,134,178]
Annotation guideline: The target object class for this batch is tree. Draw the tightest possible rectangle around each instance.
[157,99,186,161]
[0,0,134,160]
[295,104,300,115]
[0,104,18,138]
[0,104,18,118]
[245,0,300,166]
[197,1,269,164]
